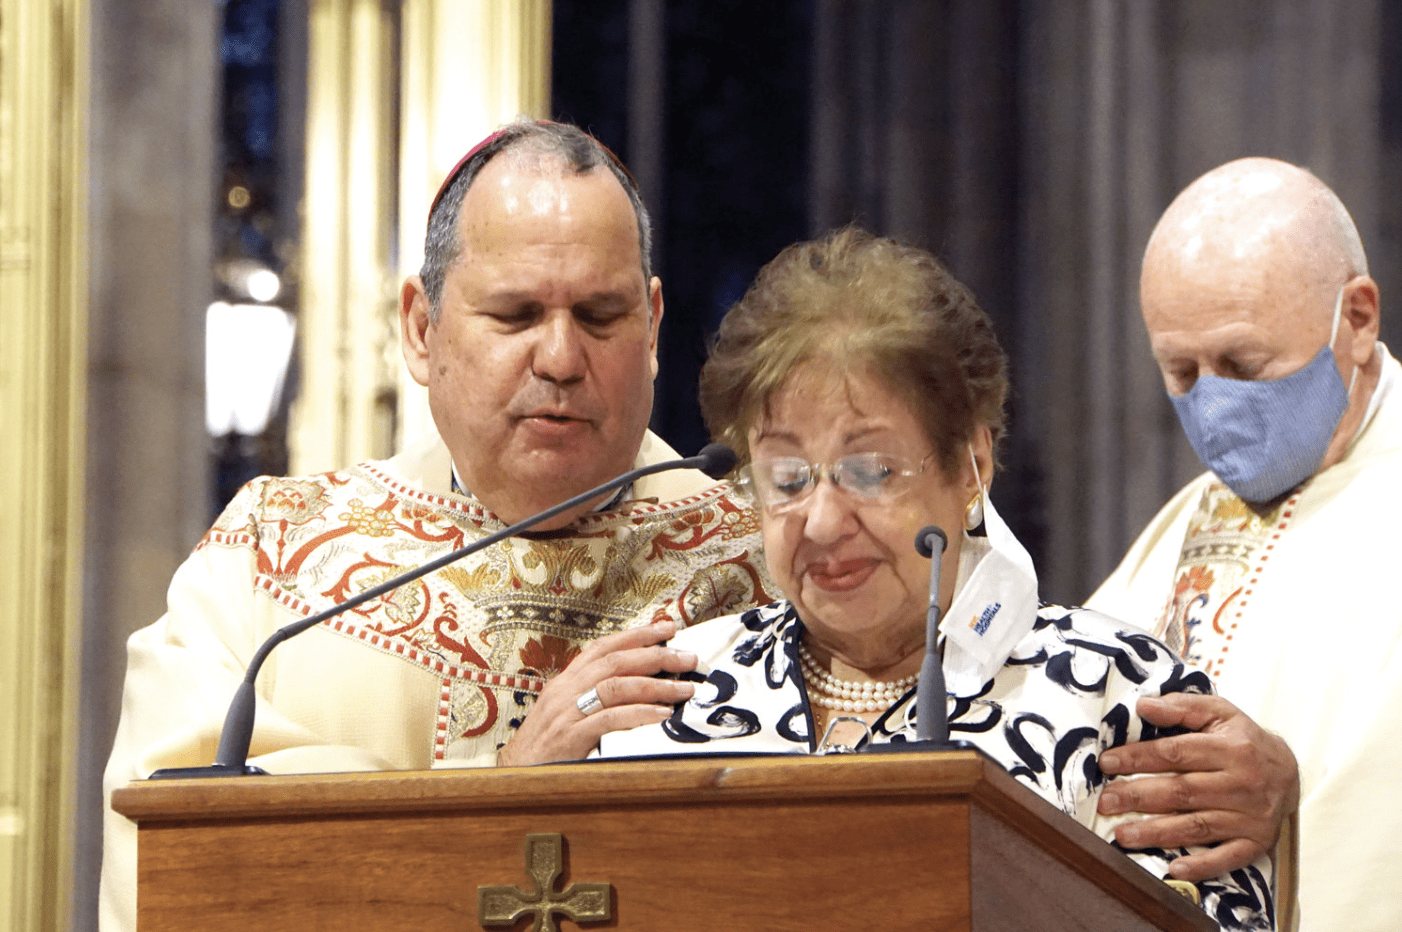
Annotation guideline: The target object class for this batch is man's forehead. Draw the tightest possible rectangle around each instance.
[1144,228,1315,310]
[1148,207,1302,287]
[460,159,635,235]
[1148,318,1270,358]
[1142,261,1334,359]
[463,159,598,215]
[453,176,636,273]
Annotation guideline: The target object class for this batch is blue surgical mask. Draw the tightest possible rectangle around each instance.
[1169,287,1352,503]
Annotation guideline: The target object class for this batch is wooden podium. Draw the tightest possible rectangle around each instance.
[111,749,1214,932]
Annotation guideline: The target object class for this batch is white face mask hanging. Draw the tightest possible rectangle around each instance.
[941,445,1041,694]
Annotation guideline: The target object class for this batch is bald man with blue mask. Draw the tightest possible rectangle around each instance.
[1169,283,1358,504]
[1091,157,1400,932]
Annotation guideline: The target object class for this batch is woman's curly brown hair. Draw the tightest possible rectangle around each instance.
[699,227,1008,481]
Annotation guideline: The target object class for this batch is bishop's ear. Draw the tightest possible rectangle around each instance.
[400,276,433,387]
[647,275,665,378]
[1343,275,1382,366]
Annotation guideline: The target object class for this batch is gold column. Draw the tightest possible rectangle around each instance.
[291,0,550,473]
[396,0,551,445]
[292,0,550,473]
[0,0,88,930]
[289,0,400,475]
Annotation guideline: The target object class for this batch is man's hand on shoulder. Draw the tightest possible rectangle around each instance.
[495,620,698,767]
[1096,693,1299,880]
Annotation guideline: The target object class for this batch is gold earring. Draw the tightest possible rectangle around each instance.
[964,493,984,531]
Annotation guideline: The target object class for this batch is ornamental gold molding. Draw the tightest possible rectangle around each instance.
[395,0,551,449]
[289,0,551,474]
[0,0,88,930]
[289,0,401,475]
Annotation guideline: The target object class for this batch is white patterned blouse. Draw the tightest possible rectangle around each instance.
[600,599,1275,932]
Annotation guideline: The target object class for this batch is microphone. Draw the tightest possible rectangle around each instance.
[914,525,947,559]
[150,443,738,779]
[694,442,737,479]
[912,525,950,744]
[864,524,957,755]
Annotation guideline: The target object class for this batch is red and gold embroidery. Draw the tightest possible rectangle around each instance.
[1155,482,1298,679]
[204,463,773,762]
[518,635,583,678]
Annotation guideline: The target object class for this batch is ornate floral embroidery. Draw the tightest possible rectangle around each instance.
[401,502,440,523]
[518,635,582,677]
[338,498,398,537]
[1175,564,1215,597]
[1208,493,1283,530]
[1155,481,1300,678]
[262,479,331,525]
[1157,565,1215,656]
[210,462,772,764]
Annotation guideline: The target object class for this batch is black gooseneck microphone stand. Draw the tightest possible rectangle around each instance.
[912,525,951,744]
[864,524,960,753]
[150,443,739,779]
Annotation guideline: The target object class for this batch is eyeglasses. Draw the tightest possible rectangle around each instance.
[742,452,933,512]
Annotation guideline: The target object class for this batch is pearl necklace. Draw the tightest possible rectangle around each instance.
[798,642,918,713]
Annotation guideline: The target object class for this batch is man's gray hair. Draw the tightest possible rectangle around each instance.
[420,120,653,321]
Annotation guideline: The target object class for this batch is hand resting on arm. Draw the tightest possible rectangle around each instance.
[1097,693,1299,881]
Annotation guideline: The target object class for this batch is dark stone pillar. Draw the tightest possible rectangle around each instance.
[83,2,217,925]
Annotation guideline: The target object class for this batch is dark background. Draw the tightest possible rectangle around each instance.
[549,0,1047,574]
[212,0,1402,605]
[553,0,815,453]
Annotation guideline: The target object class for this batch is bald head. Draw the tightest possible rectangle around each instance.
[1145,157,1366,312]
[1141,156,1382,487]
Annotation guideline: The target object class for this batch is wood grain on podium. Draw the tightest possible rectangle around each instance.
[113,750,1214,932]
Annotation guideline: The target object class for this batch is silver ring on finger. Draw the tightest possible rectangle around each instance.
[576,687,604,717]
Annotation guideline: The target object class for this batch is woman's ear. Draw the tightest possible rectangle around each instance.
[968,424,994,496]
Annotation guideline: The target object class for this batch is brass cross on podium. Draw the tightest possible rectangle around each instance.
[478,833,612,932]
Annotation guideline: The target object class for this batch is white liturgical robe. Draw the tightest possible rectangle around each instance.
[1090,346,1402,932]
[100,430,774,932]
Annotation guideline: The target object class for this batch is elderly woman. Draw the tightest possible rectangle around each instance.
[597,229,1273,931]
